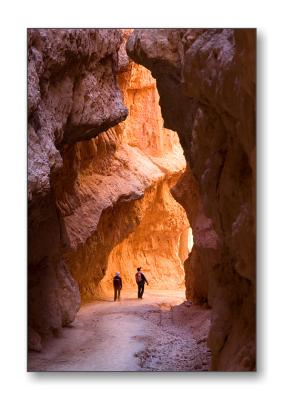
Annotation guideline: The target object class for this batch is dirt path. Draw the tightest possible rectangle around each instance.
[28,289,211,372]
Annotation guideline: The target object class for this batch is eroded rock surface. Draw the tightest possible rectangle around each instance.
[127,28,256,371]
[60,52,189,300]
[28,29,189,345]
[28,28,127,342]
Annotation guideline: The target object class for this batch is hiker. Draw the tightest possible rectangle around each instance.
[113,272,122,301]
[135,267,148,299]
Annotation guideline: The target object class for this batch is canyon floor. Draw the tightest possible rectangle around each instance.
[28,289,211,372]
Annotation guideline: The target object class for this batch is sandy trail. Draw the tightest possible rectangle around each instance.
[28,289,211,372]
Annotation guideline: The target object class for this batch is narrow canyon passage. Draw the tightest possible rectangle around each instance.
[28,29,201,371]
[28,29,255,371]
[28,290,211,372]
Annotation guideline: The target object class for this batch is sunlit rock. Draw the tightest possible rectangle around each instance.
[28,29,189,345]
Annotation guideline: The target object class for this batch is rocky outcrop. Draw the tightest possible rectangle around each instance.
[60,57,189,299]
[127,28,256,371]
[28,29,189,346]
[28,29,128,344]
[172,166,219,304]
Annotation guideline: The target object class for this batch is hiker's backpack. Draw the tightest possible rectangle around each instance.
[135,272,142,283]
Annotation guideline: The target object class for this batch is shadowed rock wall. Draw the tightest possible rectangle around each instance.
[28,29,189,349]
[127,28,256,371]
[28,28,128,348]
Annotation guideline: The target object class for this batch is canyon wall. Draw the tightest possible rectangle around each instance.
[28,28,128,348]
[127,29,256,371]
[58,51,189,299]
[99,50,189,292]
[28,29,188,349]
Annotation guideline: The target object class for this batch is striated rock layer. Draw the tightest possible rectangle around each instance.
[127,28,256,371]
[28,29,189,348]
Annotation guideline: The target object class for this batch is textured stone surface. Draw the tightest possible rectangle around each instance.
[101,179,188,291]
[60,56,189,300]
[127,28,256,371]
[28,29,189,345]
[28,29,127,344]
[100,53,189,292]
[172,166,220,303]
[28,326,42,352]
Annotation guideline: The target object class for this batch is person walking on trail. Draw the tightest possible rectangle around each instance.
[135,267,148,299]
[113,272,122,301]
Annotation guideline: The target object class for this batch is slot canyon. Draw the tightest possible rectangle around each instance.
[28,28,256,372]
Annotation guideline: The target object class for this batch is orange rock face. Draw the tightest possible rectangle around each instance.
[60,60,189,299]
[100,57,188,292]
[127,28,256,371]
[101,180,188,291]
[28,29,189,345]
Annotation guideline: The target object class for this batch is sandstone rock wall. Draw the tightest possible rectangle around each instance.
[28,29,189,347]
[127,28,256,371]
[101,179,188,291]
[60,58,189,299]
[28,28,128,345]
[99,56,188,293]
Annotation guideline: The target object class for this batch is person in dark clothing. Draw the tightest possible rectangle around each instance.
[135,267,148,299]
[113,272,122,301]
